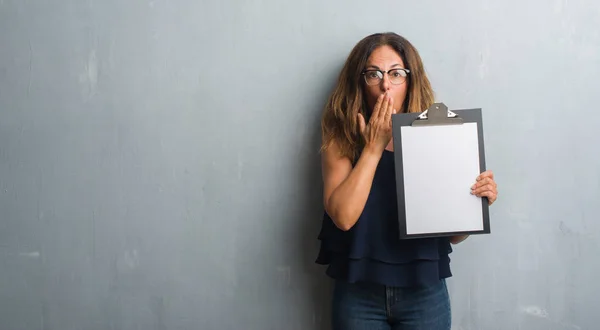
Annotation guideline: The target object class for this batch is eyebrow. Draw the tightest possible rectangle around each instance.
[365,64,404,70]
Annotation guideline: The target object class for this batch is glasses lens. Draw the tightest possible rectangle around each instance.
[364,71,382,85]
[389,69,407,84]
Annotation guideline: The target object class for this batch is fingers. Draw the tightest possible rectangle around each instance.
[384,94,394,124]
[473,171,497,203]
[477,191,497,205]
[472,177,497,190]
[471,174,498,205]
[371,93,386,123]
[376,93,390,123]
[357,113,366,134]
[471,183,496,196]
[476,170,494,181]
[471,173,498,206]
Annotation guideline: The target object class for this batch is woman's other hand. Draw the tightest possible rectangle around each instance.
[471,170,498,205]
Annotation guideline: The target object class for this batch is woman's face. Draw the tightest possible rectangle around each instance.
[362,45,408,113]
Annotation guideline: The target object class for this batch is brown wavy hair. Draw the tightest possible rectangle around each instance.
[320,32,435,160]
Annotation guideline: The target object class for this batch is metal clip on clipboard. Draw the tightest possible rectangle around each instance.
[411,102,464,126]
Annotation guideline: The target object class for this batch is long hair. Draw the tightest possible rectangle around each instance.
[320,32,435,160]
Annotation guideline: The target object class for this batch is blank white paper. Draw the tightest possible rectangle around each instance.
[400,123,483,235]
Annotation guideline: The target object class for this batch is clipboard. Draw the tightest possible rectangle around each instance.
[391,102,491,239]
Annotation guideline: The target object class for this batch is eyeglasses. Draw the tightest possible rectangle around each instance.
[361,68,410,86]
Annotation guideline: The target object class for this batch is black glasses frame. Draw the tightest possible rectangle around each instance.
[361,68,410,85]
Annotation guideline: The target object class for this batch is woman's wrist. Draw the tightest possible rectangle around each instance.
[362,142,385,159]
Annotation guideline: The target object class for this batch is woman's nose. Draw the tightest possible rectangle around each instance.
[381,73,391,91]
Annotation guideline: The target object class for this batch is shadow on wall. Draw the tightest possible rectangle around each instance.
[294,64,343,330]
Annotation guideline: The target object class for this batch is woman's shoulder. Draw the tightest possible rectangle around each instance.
[322,138,355,164]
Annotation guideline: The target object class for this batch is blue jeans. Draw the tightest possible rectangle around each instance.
[331,279,451,330]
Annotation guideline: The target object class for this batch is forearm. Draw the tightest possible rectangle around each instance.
[327,145,383,231]
[450,235,469,244]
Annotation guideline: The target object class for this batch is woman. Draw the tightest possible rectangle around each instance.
[316,32,498,330]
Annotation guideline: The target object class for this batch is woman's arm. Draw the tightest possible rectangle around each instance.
[322,142,383,231]
[321,93,395,231]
